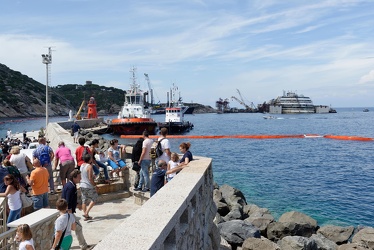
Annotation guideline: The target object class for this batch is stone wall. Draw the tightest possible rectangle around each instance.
[94,156,220,250]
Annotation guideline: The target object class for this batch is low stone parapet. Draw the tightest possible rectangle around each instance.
[94,156,219,250]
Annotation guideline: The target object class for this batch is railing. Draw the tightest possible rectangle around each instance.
[0,228,17,250]
[0,198,7,234]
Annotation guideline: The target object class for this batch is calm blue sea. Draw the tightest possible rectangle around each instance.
[1,108,374,227]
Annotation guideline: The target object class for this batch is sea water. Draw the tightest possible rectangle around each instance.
[1,108,373,227]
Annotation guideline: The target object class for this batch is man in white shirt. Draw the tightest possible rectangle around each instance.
[157,128,171,164]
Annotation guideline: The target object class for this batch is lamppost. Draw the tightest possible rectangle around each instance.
[42,47,52,129]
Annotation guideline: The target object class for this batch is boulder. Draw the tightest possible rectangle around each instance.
[245,210,274,235]
[267,221,317,241]
[242,236,280,250]
[243,204,260,215]
[223,204,243,221]
[218,220,261,246]
[337,243,367,250]
[219,184,247,208]
[310,234,338,250]
[217,201,231,216]
[277,236,317,250]
[213,189,224,203]
[214,213,225,225]
[352,227,374,249]
[278,211,318,228]
[317,225,355,244]
[219,236,232,250]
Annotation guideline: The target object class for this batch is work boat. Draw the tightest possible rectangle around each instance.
[158,83,194,134]
[109,67,157,135]
[158,106,194,134]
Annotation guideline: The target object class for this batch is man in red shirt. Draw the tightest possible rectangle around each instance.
[75,137,91,170]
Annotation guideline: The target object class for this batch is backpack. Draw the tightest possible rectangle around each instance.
[132,138,144,163]
[81,146,90,161]
[39,146,51,166]
[155,138,165,158]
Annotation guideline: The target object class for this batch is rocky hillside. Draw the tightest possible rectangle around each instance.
[0,63,215,118]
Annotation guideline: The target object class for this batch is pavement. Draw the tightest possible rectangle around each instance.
[70,194,141,249]
[13,130,142,249]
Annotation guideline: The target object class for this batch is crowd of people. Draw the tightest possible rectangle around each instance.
[0,126,193,250]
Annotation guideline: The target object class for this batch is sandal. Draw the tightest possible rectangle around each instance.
[83,215,93,221]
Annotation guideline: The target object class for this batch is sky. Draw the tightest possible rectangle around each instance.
[1,0,374,108]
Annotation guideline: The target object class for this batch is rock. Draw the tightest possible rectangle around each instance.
[310,234,338,250]
[213,189,223,203]
[267,221,317,242]
[278,211,318,228]
[352,227,374,249]
[337,243,367,249]
[223,204,243,221]
[242,236,280,250]
[317,225,355,244]
[244,210,274,235]
[220,236,232,250]
[217,201,230,216]
[219,184,247,208]
[277,236,317,250]
[214,213,225,225]
[218,220,261,246]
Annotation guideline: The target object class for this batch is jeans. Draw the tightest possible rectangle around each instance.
[32,192,49,210]
[138,160,151,189]
[7,207,22,224]
[92,164,100,176]
[45,164,54,191]
[96,161,109,180]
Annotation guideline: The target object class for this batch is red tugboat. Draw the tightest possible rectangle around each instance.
[109,67,157,135]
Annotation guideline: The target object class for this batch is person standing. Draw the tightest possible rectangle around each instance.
[80,154,98,221]
[16,224,35,250]
[32,137,55,194]
[26,158,49,210]
[9,146,30,185]
[6,129,11,140]
[75,137,91,170]
[71,122,81,144]
[54,141,75,187]
[156,128,171,165]
[134,130,153,192]
[0,174,26,224]
[62,169,91,250]
[51,199,76,250]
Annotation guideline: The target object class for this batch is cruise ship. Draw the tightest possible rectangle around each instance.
[268,91,332,114]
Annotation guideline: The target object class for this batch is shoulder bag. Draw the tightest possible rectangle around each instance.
[20,192,33,208]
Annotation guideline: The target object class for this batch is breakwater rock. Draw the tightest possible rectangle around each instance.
[214,184,374,250]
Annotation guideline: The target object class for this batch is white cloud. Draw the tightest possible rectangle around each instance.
[359,70,374,84]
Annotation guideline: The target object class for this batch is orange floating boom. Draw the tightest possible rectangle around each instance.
[323,135,374,141]
[120,134,374,141]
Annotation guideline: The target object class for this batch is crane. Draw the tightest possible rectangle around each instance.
[144,73,154,106]
[75,100,85,120]
[231,89,257,112]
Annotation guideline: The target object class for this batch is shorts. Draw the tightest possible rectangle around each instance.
[107,159,126,170]
[80,187,98,204]
[74,132,79,138]
[32,192,49,210]
[60,160,75,180]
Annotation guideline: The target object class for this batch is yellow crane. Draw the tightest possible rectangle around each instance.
[75,100,85,120]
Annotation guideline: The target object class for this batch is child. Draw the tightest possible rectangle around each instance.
[51,199,76,250]
[16,224,35,250]
[167,152,180,182]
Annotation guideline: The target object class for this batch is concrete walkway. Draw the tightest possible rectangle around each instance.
[70,194,141,249]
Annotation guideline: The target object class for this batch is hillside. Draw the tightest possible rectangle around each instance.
[0,63,215,118]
